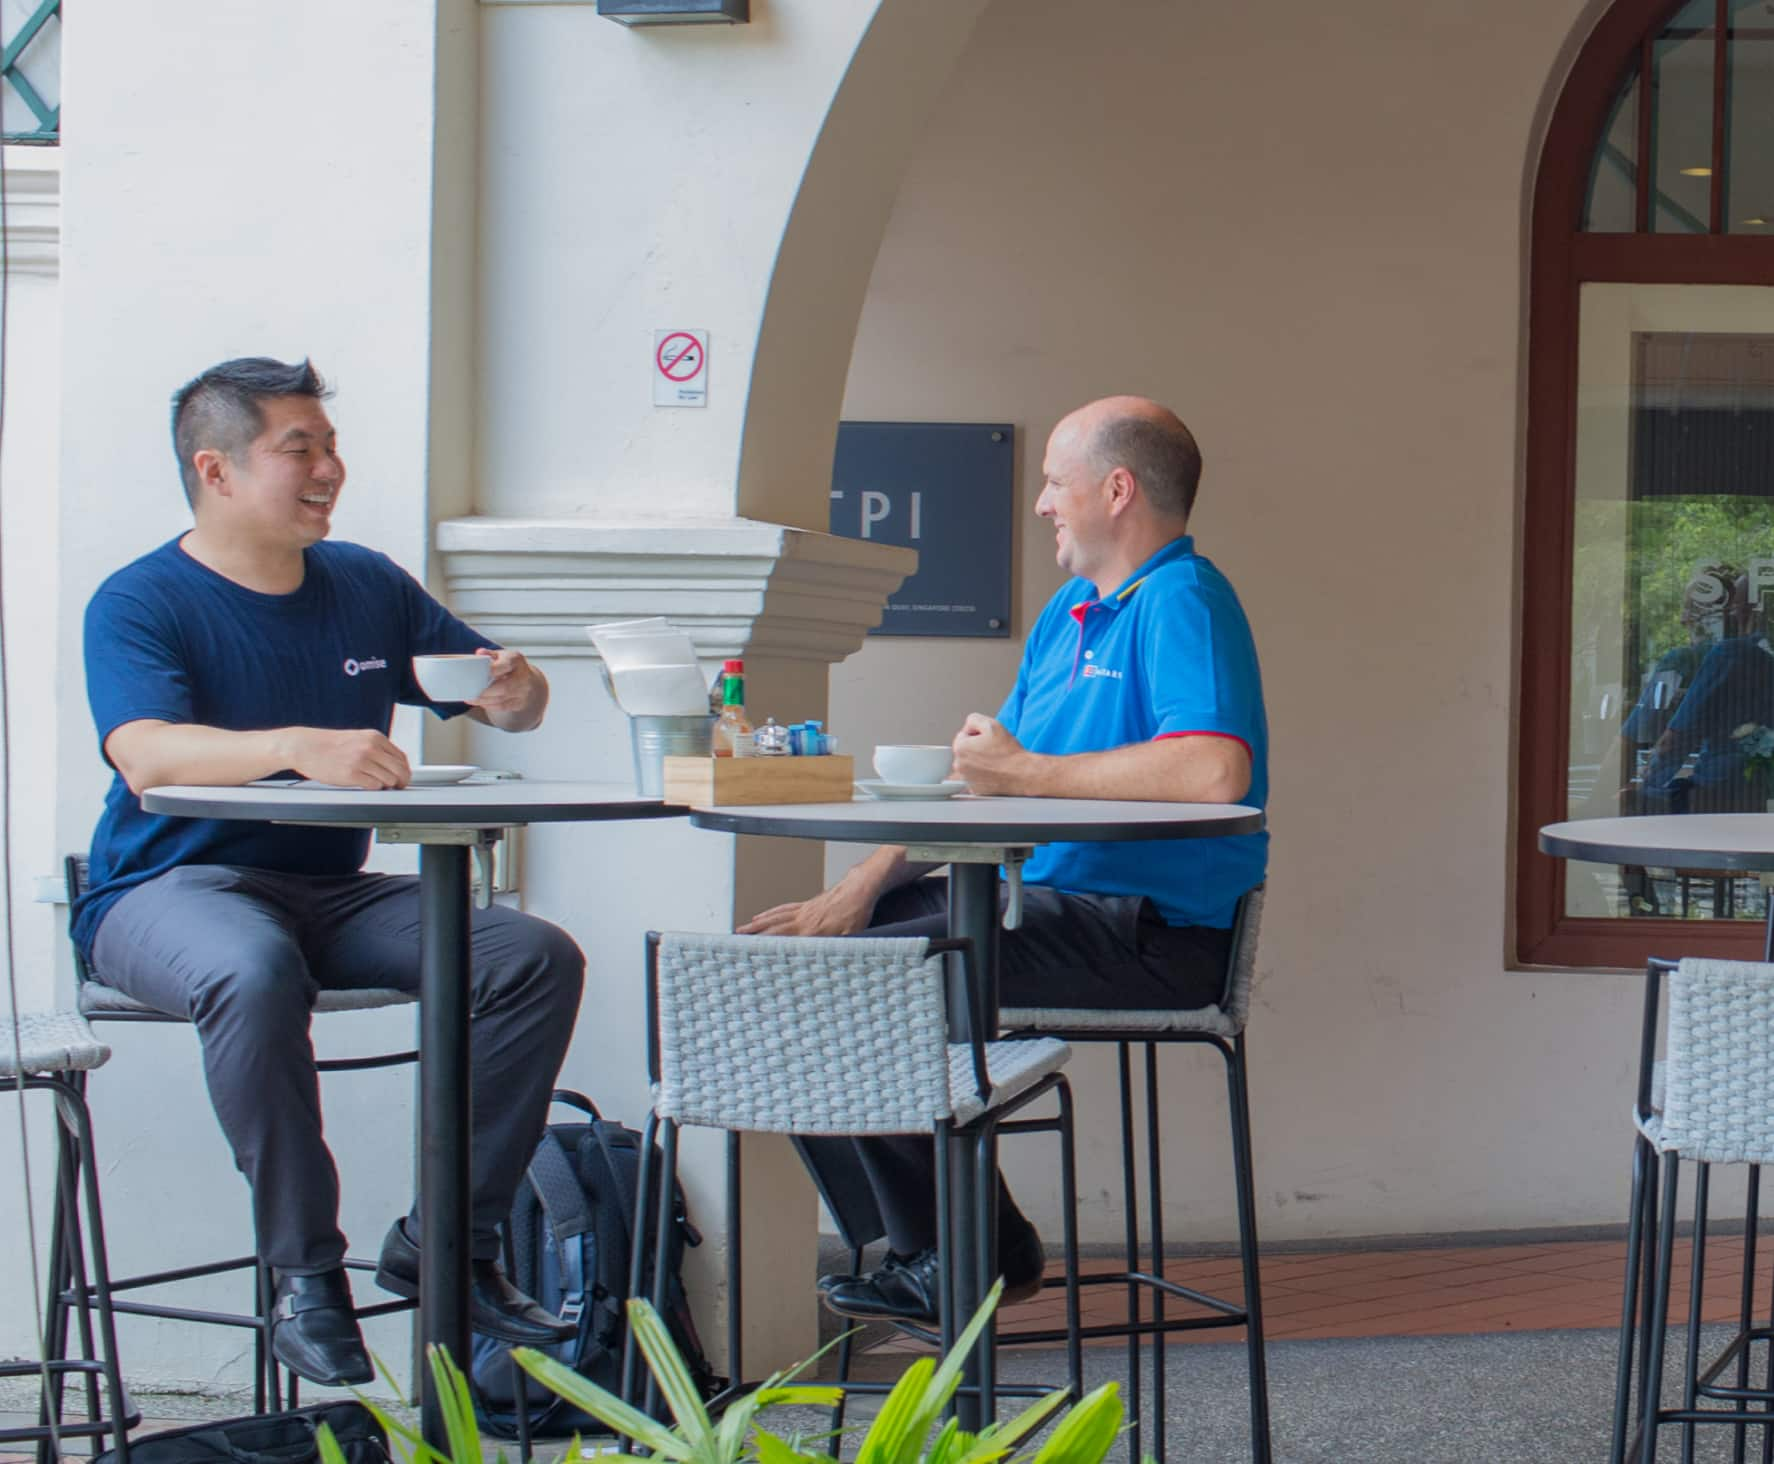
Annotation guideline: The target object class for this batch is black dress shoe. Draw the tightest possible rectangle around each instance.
[271,1268,373,1387]
[822,1229,1046,1325]
[375,1221,576,1345]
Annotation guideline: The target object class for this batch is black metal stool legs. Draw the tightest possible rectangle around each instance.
[1226,1033,1272,1463]
[1117,1042,1143,1463]
[1,1074,135,1464]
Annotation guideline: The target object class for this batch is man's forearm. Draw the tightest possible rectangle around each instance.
[1018,737,1250,803]
[837,844,940,904]
[107,722,302,794]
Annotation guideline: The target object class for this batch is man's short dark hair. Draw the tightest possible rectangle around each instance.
[170,357,331,506]
[1088,410,1203,521]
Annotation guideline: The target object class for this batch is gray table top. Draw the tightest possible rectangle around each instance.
[689,796,1264,845]
[1540,814,1774,873]
[143,779,685,827]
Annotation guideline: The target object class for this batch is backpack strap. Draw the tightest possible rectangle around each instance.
[526,1131,596,1328]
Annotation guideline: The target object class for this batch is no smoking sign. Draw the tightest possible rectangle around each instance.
[653,329,708,408]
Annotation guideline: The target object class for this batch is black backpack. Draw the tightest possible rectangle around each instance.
[470,1090,719,1438]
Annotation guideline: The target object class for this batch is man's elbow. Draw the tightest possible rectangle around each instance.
[1199,751,1252,804]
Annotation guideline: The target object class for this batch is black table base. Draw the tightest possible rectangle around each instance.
[418,843,472,1445]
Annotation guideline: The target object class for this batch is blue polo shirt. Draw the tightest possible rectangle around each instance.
[73,538,496,960]
[998,536,1267,928]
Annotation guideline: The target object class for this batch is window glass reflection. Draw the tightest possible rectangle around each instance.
[1566,287,1774,922]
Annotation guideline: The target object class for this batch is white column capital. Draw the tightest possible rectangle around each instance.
[2,146,60,277]
[435,514,917,663]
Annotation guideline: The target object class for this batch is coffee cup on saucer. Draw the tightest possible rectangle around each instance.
[873,745,954,785]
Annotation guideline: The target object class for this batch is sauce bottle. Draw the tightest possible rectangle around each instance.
[713,660,754,756]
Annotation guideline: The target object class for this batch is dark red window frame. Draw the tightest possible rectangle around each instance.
[1518,0,1774,966]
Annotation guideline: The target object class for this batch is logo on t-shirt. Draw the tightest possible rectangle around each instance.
[343,657,389,677]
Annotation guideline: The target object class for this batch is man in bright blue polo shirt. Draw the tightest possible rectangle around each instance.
[742,395,1267,1324]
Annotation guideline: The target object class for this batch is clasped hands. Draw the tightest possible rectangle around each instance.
[737,712,1035,936]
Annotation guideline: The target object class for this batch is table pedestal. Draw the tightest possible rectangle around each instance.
[375,825,503,1449]
[417,842,471,1444]
[946,859,1002,1431]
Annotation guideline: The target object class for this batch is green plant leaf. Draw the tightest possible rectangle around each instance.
[950,1388,1069,1464]
[753,1386,845,1408]
[754,1427,822,1464]
[512,1346,691,1459]
[627,1299,715,1448]
[316,1423,350,1464]
[1028,1383,1122,1464]
[900,1280,1004,1454]
[428,1345,484,1464]
[854,1355,936,1464]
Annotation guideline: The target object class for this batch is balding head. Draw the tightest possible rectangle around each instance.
[1061,396,1203,524]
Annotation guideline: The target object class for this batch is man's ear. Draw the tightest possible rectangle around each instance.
[191,447,231,500]
[1104,465,1139,516]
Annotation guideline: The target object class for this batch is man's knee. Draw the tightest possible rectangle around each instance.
[188,947,315,1039]
[479,912,584,1015]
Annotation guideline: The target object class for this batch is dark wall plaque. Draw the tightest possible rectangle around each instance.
[829,421,1014,637]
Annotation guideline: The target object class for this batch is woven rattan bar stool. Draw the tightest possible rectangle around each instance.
[998,886,1270,1464]
[624,931,1083,1437]
[1611,956,1774,1462]
[1,1010,137,1464]
[63,855,417,1409]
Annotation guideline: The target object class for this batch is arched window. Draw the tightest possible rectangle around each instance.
[1519,0,1774,965]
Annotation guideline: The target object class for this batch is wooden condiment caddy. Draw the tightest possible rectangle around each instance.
[661,754,855,806]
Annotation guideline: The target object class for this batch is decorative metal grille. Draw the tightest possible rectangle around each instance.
[2,0,60,143]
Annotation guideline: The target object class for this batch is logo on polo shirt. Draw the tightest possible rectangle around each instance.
[343,657,389,677]
[1080,663,1123,680]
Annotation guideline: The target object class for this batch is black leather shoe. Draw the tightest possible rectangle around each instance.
[822,1229,1046,1325]
[375,1221,576,1345]
[271,1268,373,1387]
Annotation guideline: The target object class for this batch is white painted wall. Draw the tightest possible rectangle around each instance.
[40,0,455,1388]
[0,145,66,1367]
[830,0,1644,1247]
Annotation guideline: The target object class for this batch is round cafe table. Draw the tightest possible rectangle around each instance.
[689,793,1264,1428]
[1539,814,1774,958]
[142,779,684,1446]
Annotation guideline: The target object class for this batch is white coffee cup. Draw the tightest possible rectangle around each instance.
[874,744,953,785]
[413,653,493,703]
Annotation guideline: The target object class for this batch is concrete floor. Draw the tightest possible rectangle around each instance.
[10,1324,1774,1464]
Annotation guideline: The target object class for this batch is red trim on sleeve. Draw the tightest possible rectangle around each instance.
[1155,729,1252,757]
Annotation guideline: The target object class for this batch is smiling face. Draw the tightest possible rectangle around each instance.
[195,395,345,552]
[1035,409,1115,582]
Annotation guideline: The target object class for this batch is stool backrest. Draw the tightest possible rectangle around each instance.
[1660,957,1774,1164]
[1221,884,1265,1031]
[646,932,959,1134]
[64,854,93,988]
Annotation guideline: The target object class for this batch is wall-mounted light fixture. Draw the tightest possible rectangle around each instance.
[597,0,748,23]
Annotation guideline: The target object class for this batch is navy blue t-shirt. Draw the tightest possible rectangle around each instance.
[74,538,496,959]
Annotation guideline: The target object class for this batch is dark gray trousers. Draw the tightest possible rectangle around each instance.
[90,865,586,1275]
[799,878,1231,1256]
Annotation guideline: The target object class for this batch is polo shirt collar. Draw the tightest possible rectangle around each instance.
[1071,535,1196,622]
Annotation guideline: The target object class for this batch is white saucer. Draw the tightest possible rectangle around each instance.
[409,765,479,786]
[855,779,968,801]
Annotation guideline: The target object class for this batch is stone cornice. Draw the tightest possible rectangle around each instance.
[435,515,918,663]
[3,146,60,277]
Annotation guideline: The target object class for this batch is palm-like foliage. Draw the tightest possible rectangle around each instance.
[316,1279,1123,1464]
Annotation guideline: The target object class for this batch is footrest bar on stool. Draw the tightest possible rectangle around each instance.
[1005,1313,1248,1347]
[98,1255,261,1292]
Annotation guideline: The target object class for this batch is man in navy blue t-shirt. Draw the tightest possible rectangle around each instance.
[77,358,585,1387]
[744,396,1267,1326]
